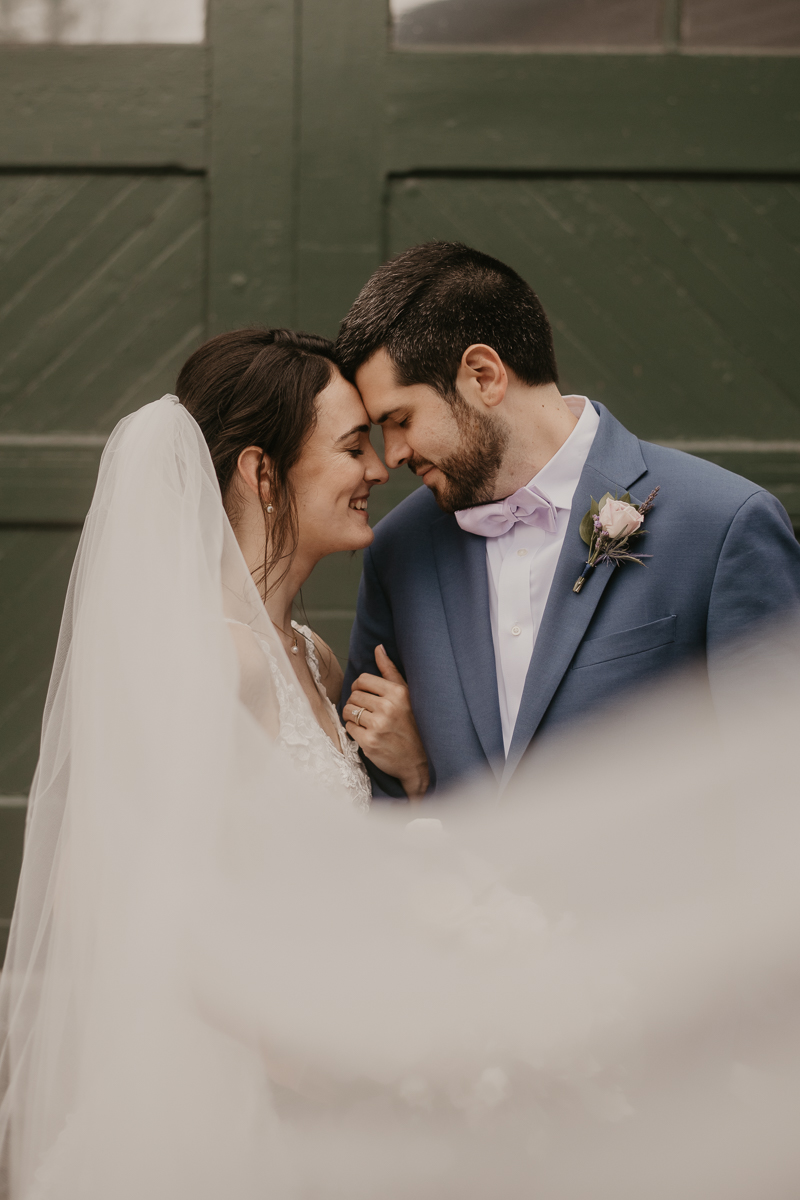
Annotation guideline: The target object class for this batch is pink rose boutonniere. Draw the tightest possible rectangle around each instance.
[573,487,660,593]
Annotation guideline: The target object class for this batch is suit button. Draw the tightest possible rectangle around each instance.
[511,625,521,636]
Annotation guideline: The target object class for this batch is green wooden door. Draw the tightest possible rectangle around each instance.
[1,0,798,952]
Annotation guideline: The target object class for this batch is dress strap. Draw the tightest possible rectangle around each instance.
[291,622,324,689]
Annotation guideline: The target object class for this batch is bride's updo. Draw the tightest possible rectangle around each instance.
[176,327,337,592]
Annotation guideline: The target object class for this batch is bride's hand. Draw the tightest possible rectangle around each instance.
[344,646,430,799]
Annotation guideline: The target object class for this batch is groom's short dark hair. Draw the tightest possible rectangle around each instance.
[335,241,558,398]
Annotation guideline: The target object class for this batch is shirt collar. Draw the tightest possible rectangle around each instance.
[525,396,599,512]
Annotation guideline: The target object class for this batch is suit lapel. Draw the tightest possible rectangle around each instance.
[502,405,648,785]
[431,514,505,777]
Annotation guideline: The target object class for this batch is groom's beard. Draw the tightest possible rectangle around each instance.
[410,390,510,514]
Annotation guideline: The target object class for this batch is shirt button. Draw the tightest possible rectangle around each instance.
[511,625,521,636]
[517,548,527,557]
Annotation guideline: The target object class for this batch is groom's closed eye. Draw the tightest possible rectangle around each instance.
[375,407,410,427]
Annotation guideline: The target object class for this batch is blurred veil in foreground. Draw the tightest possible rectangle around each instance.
[0,395,798,1200]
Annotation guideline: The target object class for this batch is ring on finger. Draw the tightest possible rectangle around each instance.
[351,706,365,727]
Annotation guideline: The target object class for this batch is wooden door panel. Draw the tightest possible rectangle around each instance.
[388,176,800,453]
[0,174,205,435]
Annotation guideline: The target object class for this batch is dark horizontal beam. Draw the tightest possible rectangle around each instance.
[385,53,800,174]
[0,436,104,523]
[3,437,800,523]
[657,443,800,522]
[0,46,208,169]
[4,46,797,177]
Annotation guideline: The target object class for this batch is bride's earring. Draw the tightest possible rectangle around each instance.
[266,504,274,514]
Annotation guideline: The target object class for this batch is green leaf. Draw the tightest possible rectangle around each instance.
[590,497,600,516]
[597,491,614,510]
[579,510,595,546]
[621,492,631,504]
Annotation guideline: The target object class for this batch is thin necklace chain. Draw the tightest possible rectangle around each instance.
[273,619,300,656]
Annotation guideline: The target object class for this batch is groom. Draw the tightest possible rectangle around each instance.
[337,242,800,797]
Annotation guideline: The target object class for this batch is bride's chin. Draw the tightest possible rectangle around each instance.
[350,525,375,549]
[324,527,375,555]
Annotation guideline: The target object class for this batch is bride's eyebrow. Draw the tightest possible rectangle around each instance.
[335,423,370,443]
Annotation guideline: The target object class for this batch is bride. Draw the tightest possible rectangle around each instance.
[2,326,799,1200]
[176,327,429,806]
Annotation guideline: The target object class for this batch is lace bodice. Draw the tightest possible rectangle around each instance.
[257,622,371,811]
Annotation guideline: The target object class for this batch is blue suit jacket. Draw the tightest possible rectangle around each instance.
[343,404,800,797]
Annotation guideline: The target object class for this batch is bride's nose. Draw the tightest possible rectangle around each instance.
[364,443,389,486]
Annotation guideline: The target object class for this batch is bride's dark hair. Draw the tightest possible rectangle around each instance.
[176,327,337,596]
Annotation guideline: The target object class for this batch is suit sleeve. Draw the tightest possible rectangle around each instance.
[340,546,408,800]
[707,489,800,696]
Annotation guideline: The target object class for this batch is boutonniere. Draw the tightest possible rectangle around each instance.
[573,487,660,593]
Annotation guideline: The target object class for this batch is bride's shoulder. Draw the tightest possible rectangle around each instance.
[295,624,344,705]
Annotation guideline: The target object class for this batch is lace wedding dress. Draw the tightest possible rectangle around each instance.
[259,620,371,811]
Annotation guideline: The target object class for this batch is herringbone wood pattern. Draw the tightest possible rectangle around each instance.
[0,173,206,433]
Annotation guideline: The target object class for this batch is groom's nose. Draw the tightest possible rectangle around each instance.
[382,426,411,470]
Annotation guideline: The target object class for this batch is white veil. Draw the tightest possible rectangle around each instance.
[1,395,799,1199]
[0,396,295,1197]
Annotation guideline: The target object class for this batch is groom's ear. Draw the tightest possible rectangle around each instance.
[457,344,508,410]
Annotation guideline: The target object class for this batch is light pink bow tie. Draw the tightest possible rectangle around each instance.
[455,483,558,538]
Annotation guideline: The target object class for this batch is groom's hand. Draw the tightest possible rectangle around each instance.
[343,646,430,800]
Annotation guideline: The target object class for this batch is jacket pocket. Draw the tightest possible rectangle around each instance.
[571,614,677,670]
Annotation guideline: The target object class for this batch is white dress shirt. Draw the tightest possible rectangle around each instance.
[486,396,599,754]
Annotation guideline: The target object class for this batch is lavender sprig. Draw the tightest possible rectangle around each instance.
[637,486,660,519]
